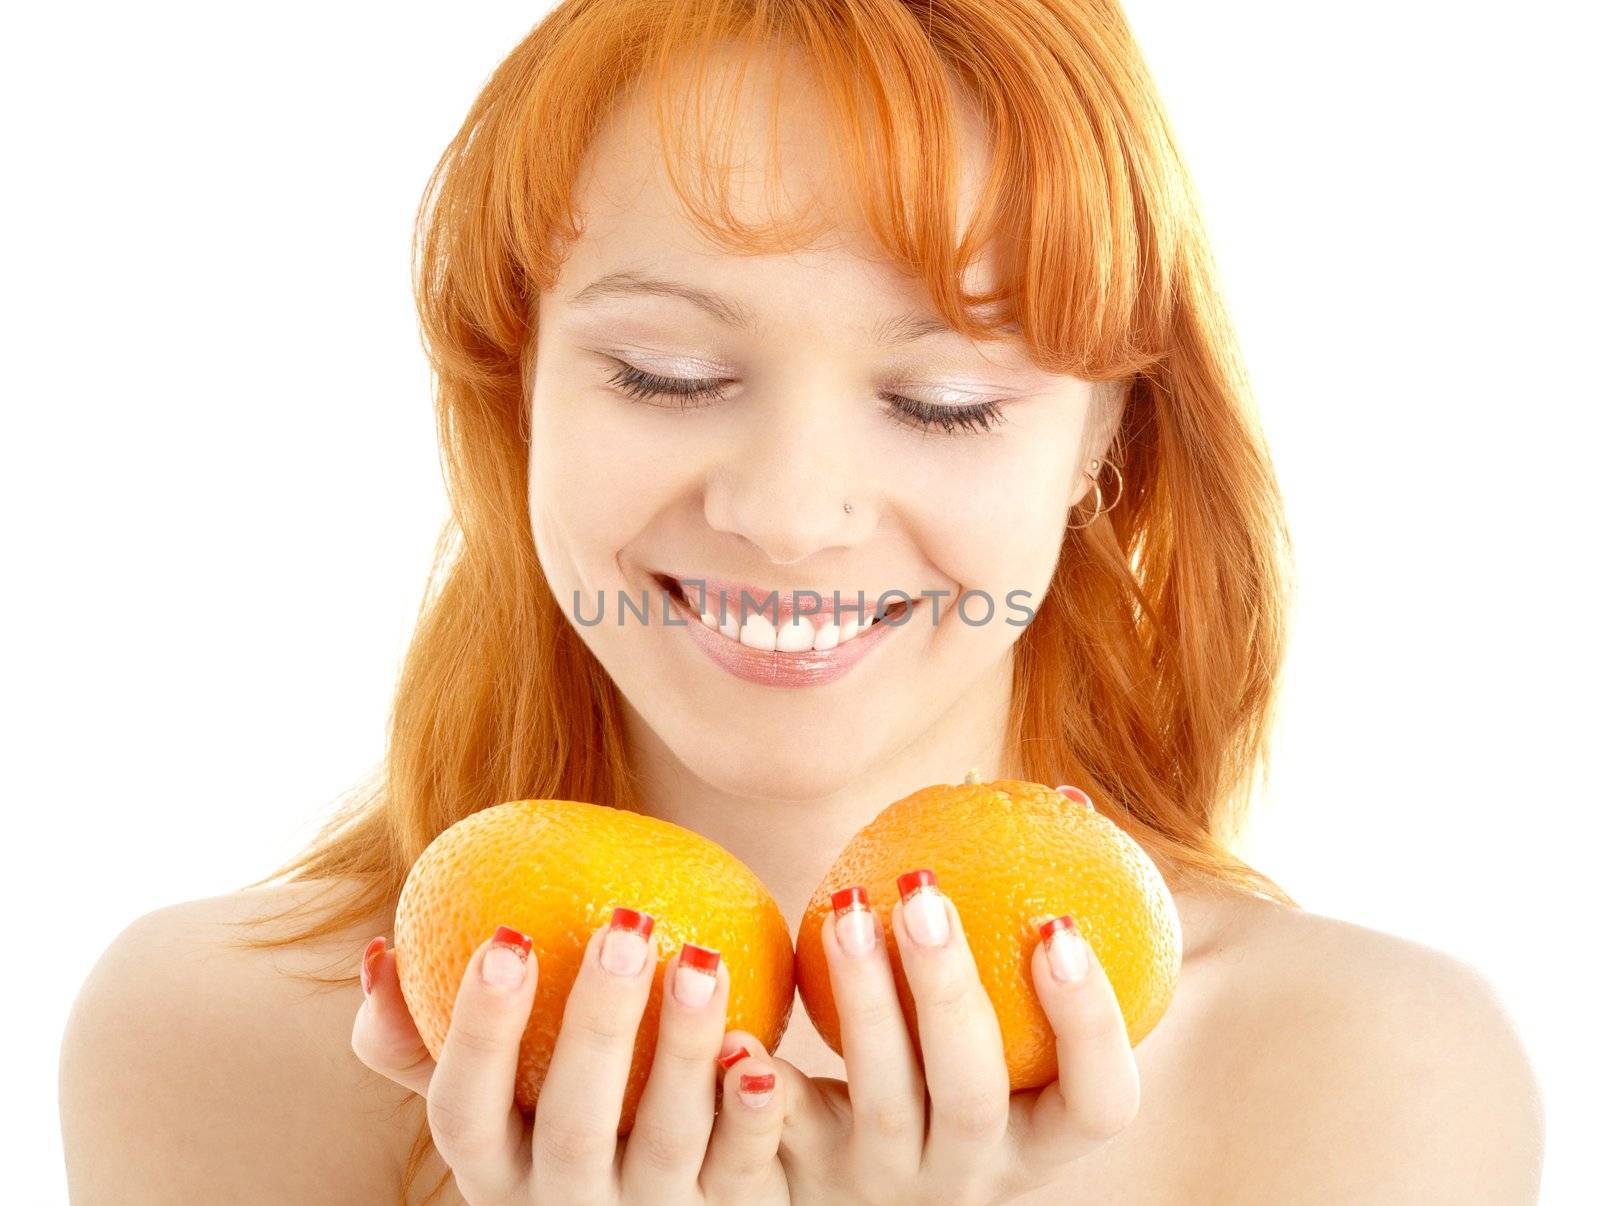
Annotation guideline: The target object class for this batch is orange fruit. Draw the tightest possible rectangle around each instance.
[795,774,1181,1089]
[394,799,795,1132]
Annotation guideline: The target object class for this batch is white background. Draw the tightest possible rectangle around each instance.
[4,2,1595,1201]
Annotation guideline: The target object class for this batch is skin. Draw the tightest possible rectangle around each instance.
[59,50,1546,1206]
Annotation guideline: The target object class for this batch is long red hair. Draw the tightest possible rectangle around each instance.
[229,3,1296,1200]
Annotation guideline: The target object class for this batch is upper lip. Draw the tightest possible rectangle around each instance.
[656,571,915,626]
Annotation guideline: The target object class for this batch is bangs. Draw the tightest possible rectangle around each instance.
[502,0,1177,380]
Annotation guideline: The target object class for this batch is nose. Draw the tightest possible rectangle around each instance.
[702,393,869,565]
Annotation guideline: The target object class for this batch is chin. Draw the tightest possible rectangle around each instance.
[672,734,878,804]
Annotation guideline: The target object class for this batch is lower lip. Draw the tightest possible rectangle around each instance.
[666,587,910,688]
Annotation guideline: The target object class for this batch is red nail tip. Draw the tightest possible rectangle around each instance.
[609,907,655,938]
[1037,914,1077,943]
[360,936,385,995]
[715,1045,751,1069]
[830,885,869,913]
[896,869,938,900]
[739,1071,777,1093]
[490,924,532,956]
[679,943,721,974]
[1055,785,1093,807]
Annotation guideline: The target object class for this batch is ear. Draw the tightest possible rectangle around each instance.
[1068,378,1130,508]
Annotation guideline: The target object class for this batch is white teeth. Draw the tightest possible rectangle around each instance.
[776,616,816,652]
[739,613,778,651]
[685,589,910,653]
[739,604,889,652]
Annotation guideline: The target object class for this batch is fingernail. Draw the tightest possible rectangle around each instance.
[897,869,950,948]
[715,1044,750,1069]
[673,943,720,1008]
[831,885,877,957]
[738,1070,777,1108]
[600,906,654,977]
[360,936,385,996]
[482,924,532,988]
[1054,784,1094,810]
[1038,915,1089,983]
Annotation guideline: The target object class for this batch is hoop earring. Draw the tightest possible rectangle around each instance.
[1065,456,1125,530]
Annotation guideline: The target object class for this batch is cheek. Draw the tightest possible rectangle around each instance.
[914,428,1079,617]
[528,384,701,579]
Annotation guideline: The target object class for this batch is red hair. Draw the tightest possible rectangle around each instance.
[230,3,1296,1199]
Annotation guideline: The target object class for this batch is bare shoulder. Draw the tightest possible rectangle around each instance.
[1183,895,1546,1204]
[60,879,418,1205]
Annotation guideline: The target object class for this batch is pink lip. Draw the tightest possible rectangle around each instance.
[664,572,895,628]
[666,587,911,688]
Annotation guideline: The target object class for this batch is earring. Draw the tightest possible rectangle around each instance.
[1065,456,1125,529]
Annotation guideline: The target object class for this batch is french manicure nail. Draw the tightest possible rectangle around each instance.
[673,943,720,1008]
[1038,915,1089,983]
[738,1070,777,1108]
[482,924,532,988]
[831,885,877,957]
[715,1044,751,1069]
[360,936,385,996]
[600,906,654,977]
[897,869,950,948]
[1053,784,1094,809]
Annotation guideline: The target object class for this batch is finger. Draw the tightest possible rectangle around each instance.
[1020,916,1141,1173]
[725,1034,849,1173]
[699,1032,787,1203]
[620,946,729,1196]
[890,870,1011,1177]
[820,886,925,1171]
[425,925,538,1202]
[350,936,437,1098]
[531,907,658,1196]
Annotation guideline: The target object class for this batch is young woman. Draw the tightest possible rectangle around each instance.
[61,2,1543,1202]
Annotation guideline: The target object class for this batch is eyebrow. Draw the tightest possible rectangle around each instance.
[565,269,1019,344]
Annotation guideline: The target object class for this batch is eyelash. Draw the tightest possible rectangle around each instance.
[604,362,1008,436]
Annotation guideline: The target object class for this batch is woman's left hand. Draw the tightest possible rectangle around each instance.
[774,868,1143,1205]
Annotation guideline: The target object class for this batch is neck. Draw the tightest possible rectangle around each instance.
[621,657,1024,927]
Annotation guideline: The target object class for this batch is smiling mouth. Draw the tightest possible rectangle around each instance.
[651,572,916,654]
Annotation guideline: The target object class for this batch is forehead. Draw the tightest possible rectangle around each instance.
[552,43,1010,323]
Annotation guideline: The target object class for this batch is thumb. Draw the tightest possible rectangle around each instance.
[763,1049,847,1163]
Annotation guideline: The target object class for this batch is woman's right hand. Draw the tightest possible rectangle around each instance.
[351,914,791,1204]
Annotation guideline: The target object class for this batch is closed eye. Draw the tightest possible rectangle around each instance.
[604,361,1009,436]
